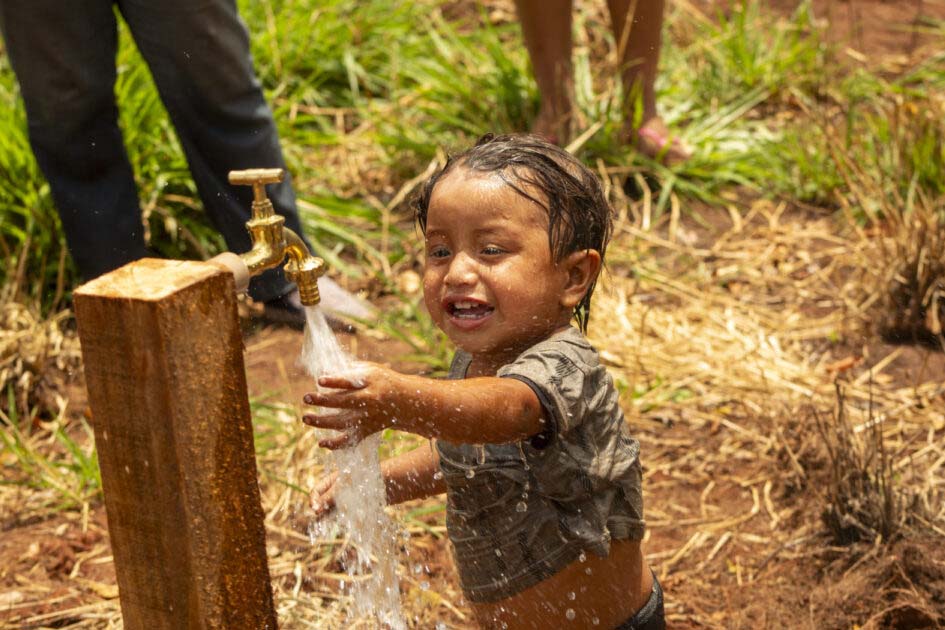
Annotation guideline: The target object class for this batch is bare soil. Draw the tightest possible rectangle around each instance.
[5,205,943,629]
[697,0,945,65]
[796,0,945,60]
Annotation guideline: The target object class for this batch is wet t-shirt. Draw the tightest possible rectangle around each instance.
[436,327,646,603]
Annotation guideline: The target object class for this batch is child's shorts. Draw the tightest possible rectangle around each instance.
[615,573,664,630]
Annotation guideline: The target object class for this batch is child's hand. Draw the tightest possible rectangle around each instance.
[301,362,403,449]
[310,472,337,519]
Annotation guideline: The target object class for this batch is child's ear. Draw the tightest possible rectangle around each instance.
[559,249,602,309]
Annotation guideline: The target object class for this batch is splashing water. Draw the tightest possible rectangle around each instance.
[301,306,405,629]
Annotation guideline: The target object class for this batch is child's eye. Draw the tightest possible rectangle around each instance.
[428,245,451,259]
[481,245,504,256]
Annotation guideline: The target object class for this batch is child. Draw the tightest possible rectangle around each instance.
[303,134,663,630]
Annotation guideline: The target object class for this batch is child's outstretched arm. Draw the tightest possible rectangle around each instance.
[311,441,445,518]
[302,362,544,449]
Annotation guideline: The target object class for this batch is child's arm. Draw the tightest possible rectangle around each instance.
[302,362,544,449]
[311,441,445,518]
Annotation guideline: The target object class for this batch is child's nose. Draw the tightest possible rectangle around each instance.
[444,253,477,286]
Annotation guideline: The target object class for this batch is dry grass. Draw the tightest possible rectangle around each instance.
[3,160,945,630]
[253,175,944,628]
[818,94,945,349]
[583,178,945,627]
[0,299,81,421]
[814,383,924,546]
[859,184,945,348]
[3,3,945,626]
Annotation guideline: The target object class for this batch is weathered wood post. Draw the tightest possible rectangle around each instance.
[73,258,277,630]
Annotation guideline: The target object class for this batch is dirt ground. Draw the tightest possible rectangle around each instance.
[6,207,944,629]
[698,0,945,64]
[3,1,945,629]
[812,0,945,58]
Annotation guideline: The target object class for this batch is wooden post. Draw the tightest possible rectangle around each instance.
[74,258,277,630]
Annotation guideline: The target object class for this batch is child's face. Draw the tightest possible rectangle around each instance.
[422,168,574,366]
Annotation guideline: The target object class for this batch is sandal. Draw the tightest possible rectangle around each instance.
[634,119,692,166]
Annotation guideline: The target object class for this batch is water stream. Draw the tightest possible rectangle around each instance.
[301,305,405,629]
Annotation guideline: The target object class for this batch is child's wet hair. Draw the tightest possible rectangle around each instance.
[414,133,614,332]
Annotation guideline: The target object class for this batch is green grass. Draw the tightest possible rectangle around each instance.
[0,0,848,311]
[0,388,101,513]
[768,70,945,209]
[0,63,70,308]
[2,1,945,505]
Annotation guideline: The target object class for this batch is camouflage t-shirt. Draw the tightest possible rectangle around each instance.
[436,326,646,603]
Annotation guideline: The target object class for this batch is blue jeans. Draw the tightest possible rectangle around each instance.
[0,0,307,302]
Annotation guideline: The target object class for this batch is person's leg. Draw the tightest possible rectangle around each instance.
[0,0,149,280]
[513,0,575,145]
[607,0,662,125]
[118,0,301,303]
[606,0,689,164]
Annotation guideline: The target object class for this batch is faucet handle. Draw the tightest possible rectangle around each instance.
[228,168,283,185]
[228,168,285,212]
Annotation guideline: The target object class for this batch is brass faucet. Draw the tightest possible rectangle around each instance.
[227,168,326,306]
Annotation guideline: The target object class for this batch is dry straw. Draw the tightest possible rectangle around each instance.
[4,186,944,629]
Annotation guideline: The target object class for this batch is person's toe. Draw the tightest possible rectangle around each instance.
[634,118,692,166]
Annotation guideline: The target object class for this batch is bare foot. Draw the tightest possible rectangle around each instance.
[629,117,692,166]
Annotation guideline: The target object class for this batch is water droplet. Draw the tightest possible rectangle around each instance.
[420,581,430,590]
[578,551,587,562]
[565,608,576,620]
[436,623,447,630]
[592,617,600,626]
[585,567,593,575]
[433,470,444,480]
[413,563,423,574]
[495,549,502,557]
[515,501,527,513]
[516,441,532,471]
[568,591,576,600]
[465,469,475,479]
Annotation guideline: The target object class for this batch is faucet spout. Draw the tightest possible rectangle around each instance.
[225,168,326,306]
[282,227,325,306]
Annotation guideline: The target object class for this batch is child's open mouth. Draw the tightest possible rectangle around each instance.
[445,299,494,328]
